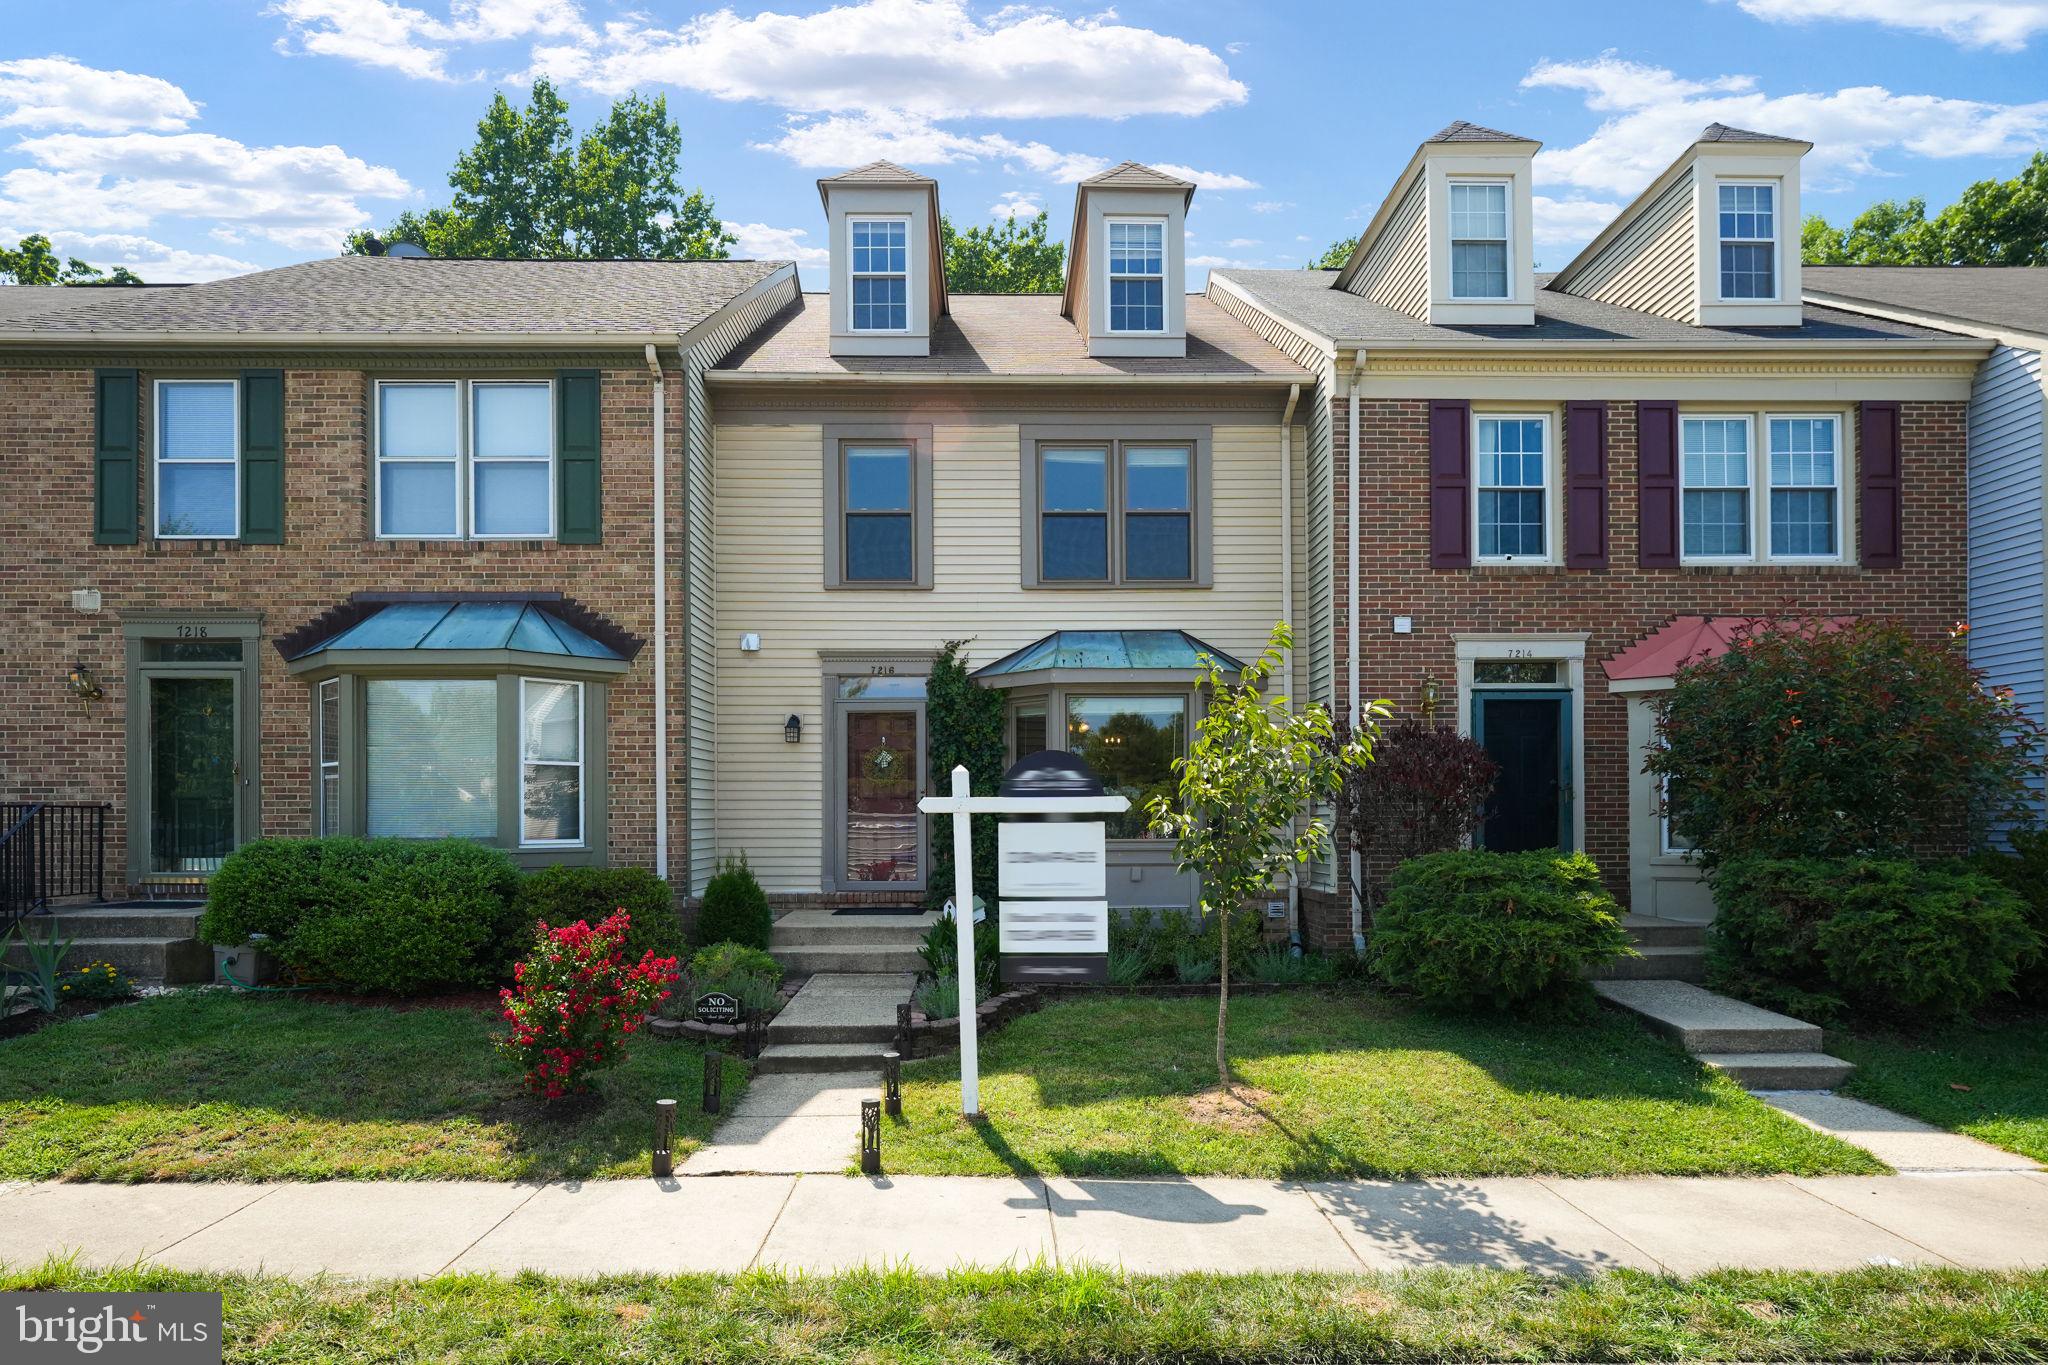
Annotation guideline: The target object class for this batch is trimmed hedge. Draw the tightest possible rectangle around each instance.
[514,864,683,967]
[695,854,771,950]
[1710,856,2040,1022]
[201,837,524,995]
[1372,850,1631,1014]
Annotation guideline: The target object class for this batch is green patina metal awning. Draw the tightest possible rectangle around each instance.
[283,599,632,674]
[973,630,1244,682]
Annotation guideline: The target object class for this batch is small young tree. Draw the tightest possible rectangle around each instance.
[1647,617,2045,866]
[925,639,1008,909]
[1148,623,1376,1090]
[1337,723,1498,925]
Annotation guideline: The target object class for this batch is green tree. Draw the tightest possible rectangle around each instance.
[924,640,1008,911]
[939,212,1065,292]
[1309,236,1354,269]
[344,78,732,260]
[1147,623,1377,1089]
[1803,151,2048,266]
[0,234,144,285]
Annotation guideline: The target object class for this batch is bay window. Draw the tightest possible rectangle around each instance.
[1063,693,1187,839]
[366,678,498,839]
[519,678,582,846]
[375,379,555,540]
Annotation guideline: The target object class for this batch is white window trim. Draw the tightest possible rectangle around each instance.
[1715,179,1780,304]
[317,677,340,837]
[848,215,910,335]
[1470,411,1556,566]
[1104,216,1168,336]
[152,378,241,541]
[373,378,556,543]
[1678,413,1757,564]
[1447,178,1512,302]
[1678,410,1852,566]
[518,676,585,849]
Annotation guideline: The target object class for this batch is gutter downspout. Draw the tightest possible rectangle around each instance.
[1346,353,1366,955]
[1278,382,1301,952]
[646,343,669,883]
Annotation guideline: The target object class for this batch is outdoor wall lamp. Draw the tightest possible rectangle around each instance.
[66,661,103,706]
[1419,676,1440,724]
[784,714,802,744]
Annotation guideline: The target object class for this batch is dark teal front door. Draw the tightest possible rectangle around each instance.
[1473,691,1571,852]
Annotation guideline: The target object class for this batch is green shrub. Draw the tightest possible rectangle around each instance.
[1970,826,2048,993]
[919,913,998,994]
[694,854,772,950]
[915,974,961,1020]
[203,837,523,995]
[689,941,782,985]
[1106,947,1147,986]
[1173,943,1217,985]
[1372,850,1630,1014]
[515,865,682,967]
[59,959,137,1004]
[1242,945,1340,986]
[1712,856,2039,1021]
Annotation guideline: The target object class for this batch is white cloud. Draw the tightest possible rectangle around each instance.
[1728,0,2048,50]
[1530,194,1625,247]
[268,0,591,81]
[1250,199,1292,214]
[1,130,412,252]
[722,219,828,266]
[1524,53,2048,194]
[1187,253,1253,269]
[989,190,1043,219]
[1223,237,1260,247]
[18,231,261,282]
[1152,163,1257,190]
[0,56,198,133]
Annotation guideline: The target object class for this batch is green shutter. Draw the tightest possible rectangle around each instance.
[240,369,284,544]
[557,369,601,543]
[93,368,139,545]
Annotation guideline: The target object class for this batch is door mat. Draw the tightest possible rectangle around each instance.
[829,906,929,917]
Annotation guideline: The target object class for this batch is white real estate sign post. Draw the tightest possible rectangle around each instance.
[919,764,1127,1117]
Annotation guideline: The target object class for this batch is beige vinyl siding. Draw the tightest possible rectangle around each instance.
[683,275,801,894]
[1344,179,1428,320]
[712,416,1303,893]
[1561,168,1696,323]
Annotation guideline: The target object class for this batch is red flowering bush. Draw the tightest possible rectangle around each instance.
[498,910,680,1102]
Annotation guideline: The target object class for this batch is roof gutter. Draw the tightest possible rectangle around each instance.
[0,330,709,349]
[703,370,1311,386]
[646,342,670,883]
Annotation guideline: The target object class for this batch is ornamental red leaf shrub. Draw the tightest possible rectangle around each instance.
[1336,723,1499,919]
[498,910,680,1102]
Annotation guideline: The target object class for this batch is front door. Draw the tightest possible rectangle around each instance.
[834,702,926,892]
[1474,691,1570,852]
[144,671,241,875]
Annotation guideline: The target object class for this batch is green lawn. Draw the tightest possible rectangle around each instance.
[0,990,743,1181]
[888,994,1884,1179]
[1837,1013,2048,1165]
[7,1260,2045,1362]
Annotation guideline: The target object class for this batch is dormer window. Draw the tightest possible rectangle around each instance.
[1449,181,1510,300]
[1106,219,1166,333]
[850,217,909,332]
[1717,183,1776,300]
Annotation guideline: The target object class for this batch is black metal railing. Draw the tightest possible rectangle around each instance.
[0,803,108,937]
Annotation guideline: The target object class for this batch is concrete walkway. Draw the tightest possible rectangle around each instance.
[5,1171,2046,1278]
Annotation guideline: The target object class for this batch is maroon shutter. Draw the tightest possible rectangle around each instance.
[1429,399,1471,569]
[1564,400,1609,569]
[1637,400,1680,568]
[1860,401,1902,568]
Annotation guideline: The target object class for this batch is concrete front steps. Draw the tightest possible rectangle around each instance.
[1590,915,1707,983]
[768,908,935,976]
[1594,978,1855,1090]
[754,971,916,1076]
[4,901,211,985]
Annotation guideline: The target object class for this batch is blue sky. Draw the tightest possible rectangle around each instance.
[3,0,2044,288]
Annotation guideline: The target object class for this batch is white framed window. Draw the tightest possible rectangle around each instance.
[1448,180,1510,300]
[1680,416,1753,560]
[519,677,583,847]
[1717,182,1777,301]
[317,678,340,837]
[1473,414,1551,562]
[1659,773,1697,857]
[1767,415,1840,560]
[849,217,909,332]
[374,379,554,541]
[1106,219,1165,333]
[153,379,239,539]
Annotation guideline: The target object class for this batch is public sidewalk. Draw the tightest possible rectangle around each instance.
[5,1170,2046,1279]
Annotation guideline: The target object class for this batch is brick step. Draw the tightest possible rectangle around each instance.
[773,945,925,975]
[1593,979,1824,1054]
[3,935,212,985]
[1589,945,1707,982]
[754,1041,894,1075]
[1699,1052,1856,1090]
[21,908,204,940]
[1620,914,1708,949]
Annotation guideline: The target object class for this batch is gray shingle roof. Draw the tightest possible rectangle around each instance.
[1216,268,1970,346]
[0,256,788,339]
[1699,123,1806,144]
[1427,121,1536,144]
[1804,265,2048,338]
[1080,161,1196,190]
[820,160,935,184]
[0,285,167,323]
[716,292,1310,379]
